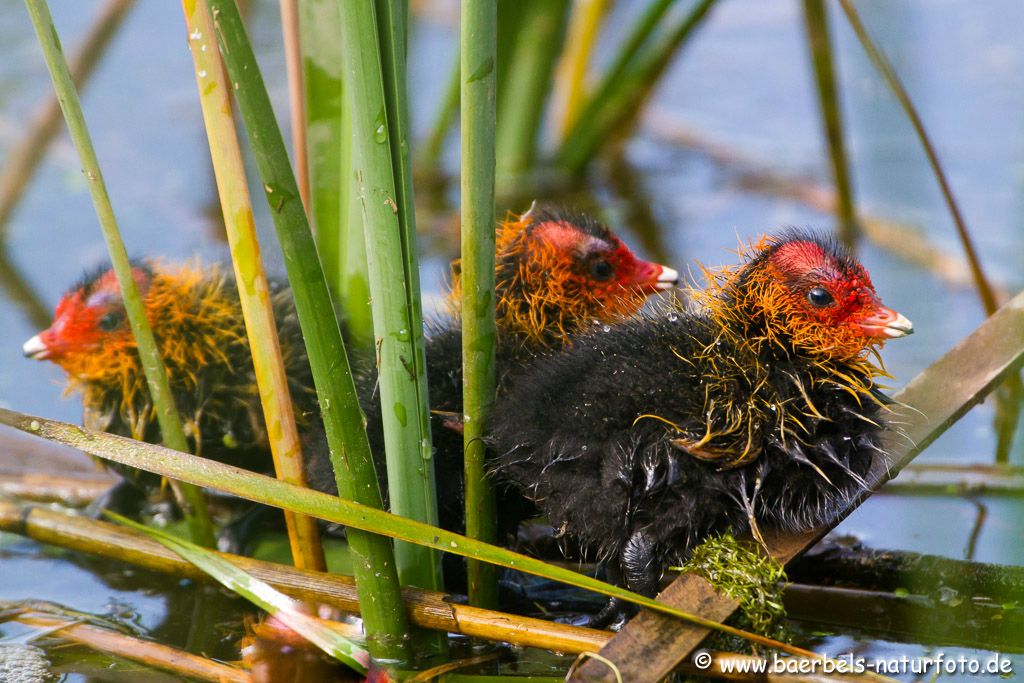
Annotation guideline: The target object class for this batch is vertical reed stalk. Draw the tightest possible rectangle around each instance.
[279,0,309,212]
[374,0,447,655]
[0,0,135,237]
[205,0,410,660]
[182,0,325,571]
[495,0,569,179]
[23,0,214,547]
[802,0,858,246]
[336,0,443,600]
[837,0,1020,462]
[461,0,499,609]
[557,0,717,174]
[552,0,609,140]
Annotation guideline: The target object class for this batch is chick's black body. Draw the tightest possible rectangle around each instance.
[308,205,677,592]
[491,313,886,595]
[489,230,898,600]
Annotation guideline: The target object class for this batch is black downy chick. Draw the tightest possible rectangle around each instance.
[307,205,678,589]
[488,231,913,620]
[23,263,318,515]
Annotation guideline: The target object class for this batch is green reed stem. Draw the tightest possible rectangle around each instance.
[339,101,374,349]
[205,0,410,660]
[461,0,499,610]
[557,0,717,174]
[337,0,443,594]
[802,0,858,247]
[374,0,447,654]
[23,0,214,547]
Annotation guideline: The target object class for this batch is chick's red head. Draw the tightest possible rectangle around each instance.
[484,206,678,344]
[23,265,153,373]
[730,231,912,359]
[23,261,238,396]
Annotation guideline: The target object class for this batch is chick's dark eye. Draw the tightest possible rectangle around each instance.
[97,310,124,332]
[589,259,613,281]
[806,286,834,308]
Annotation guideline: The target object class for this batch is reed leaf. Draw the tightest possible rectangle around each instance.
[495,0,570,179]
[182,0,324,571]
[204,0,410,660]
[461,0,499,609]
[0,406,817,657]
[801,0,858,246]
[111,512,369,675]
[836,0,1021,463]
[335,0,443,600]
[374,0,448,654]
[22,0,214,547]
[557,0,717,174]
[552,0,610,140]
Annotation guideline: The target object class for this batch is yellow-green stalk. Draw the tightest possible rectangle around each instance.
[552,0,610,140]
[182,0,325,571]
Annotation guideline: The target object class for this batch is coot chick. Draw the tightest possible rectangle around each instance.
[23,262,316,510]
[489,230,912,617]
[331,205,677,589]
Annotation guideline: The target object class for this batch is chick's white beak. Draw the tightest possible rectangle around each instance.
[23,334,50,360]
[656,265,679,291]
[884,312,914,338]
